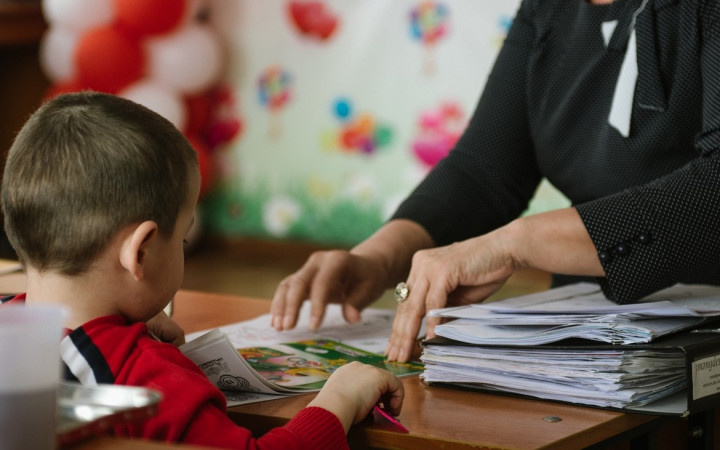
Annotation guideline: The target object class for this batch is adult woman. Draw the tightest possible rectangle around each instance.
[271,0,720,362]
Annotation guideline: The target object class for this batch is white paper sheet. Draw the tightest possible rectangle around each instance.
[433,316,704,346]
[431,283,720,318]
[186,301,425,356]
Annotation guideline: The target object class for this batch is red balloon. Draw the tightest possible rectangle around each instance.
[115,0,187,36]
[187,135,214,198]
[340,128,360,150]
[75,25,144,93]
[206,119,242,148]
[183,92,212,137]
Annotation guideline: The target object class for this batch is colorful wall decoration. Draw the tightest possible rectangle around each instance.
[204,0,570,246]
[39,0,570,247]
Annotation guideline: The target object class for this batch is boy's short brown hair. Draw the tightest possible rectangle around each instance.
[2,91,199,275]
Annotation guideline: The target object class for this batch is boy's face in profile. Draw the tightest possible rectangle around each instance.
[142,167,201,318]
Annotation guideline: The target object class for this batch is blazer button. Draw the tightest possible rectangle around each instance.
[614,244,629,256]
[637,233,652,245]
[599,251,612,264]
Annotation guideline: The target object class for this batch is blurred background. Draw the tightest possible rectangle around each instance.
[0,0,556,305]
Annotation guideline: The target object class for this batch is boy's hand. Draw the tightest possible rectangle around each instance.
[308,362,404,433]
[147,311,186,346]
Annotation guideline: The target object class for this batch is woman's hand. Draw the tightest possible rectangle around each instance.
[270,250,389,331]
[385,229,516,362]
[385,208,603,362]
[270,219,434,332]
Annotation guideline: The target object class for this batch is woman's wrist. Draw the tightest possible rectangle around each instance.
[351,219,434,286]
[350,242,394,284]
[500,208,604,276]
[494,217,529,271]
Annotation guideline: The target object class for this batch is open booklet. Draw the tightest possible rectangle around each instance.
[179,302,425,405]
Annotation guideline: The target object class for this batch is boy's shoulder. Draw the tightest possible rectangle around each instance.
[1,293,24,305]
[67,316,208,386]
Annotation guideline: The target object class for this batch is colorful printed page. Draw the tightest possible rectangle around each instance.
[181,328,423,405]
[240,338,424,391]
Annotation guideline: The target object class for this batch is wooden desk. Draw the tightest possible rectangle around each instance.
[172,290,700,450]
[70,436,216,450]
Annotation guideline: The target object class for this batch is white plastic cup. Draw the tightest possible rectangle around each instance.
[0,304,66,450]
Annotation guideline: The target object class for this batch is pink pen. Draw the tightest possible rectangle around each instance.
[373,405,409,433]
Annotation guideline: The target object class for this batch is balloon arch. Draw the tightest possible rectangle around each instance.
[39,0,242,200]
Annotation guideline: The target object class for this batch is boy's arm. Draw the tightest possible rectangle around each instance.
[182,399,349,450]
[128,342,348,448]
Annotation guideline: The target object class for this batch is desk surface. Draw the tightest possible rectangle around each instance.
[172,289,667,450]
[0,272,683,450]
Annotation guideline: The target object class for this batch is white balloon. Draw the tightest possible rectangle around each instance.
[42,0,113,32]
[146,24,224,95]
[119,80,187,131]
[39,26,79,83]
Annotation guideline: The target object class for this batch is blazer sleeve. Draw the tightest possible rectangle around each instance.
[576,1,720,303]
[391,0,543,246]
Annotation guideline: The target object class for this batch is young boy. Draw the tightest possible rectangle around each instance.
[1,92,404,448]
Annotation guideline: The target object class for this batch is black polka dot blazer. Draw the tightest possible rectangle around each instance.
[393,0,720,303]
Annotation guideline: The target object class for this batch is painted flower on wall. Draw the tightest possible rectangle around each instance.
[263,196,302,236]
[342,174,377,205]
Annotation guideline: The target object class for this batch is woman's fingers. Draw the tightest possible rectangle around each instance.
[270,263,317,331]
[386,279,429,362]
[271,250,379,331]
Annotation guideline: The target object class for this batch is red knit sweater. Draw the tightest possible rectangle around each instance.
[4,294,348,449]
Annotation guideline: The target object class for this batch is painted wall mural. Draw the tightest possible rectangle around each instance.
[205,0,571,245]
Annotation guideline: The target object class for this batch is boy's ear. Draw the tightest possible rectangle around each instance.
[119,221,159,281]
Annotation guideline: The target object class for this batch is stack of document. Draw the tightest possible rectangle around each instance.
[429,283,720,345]
[421,344,687,409]
[421,283,720,410]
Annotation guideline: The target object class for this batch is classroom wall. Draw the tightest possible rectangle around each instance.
[5,1,571,251]
[202,0,570,246]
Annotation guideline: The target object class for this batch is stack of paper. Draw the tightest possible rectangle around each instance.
[421,344,687,409]
[421,283,720,410]
[429,283,720,345]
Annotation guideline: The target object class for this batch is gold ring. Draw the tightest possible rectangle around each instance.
[395,282,409,303]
